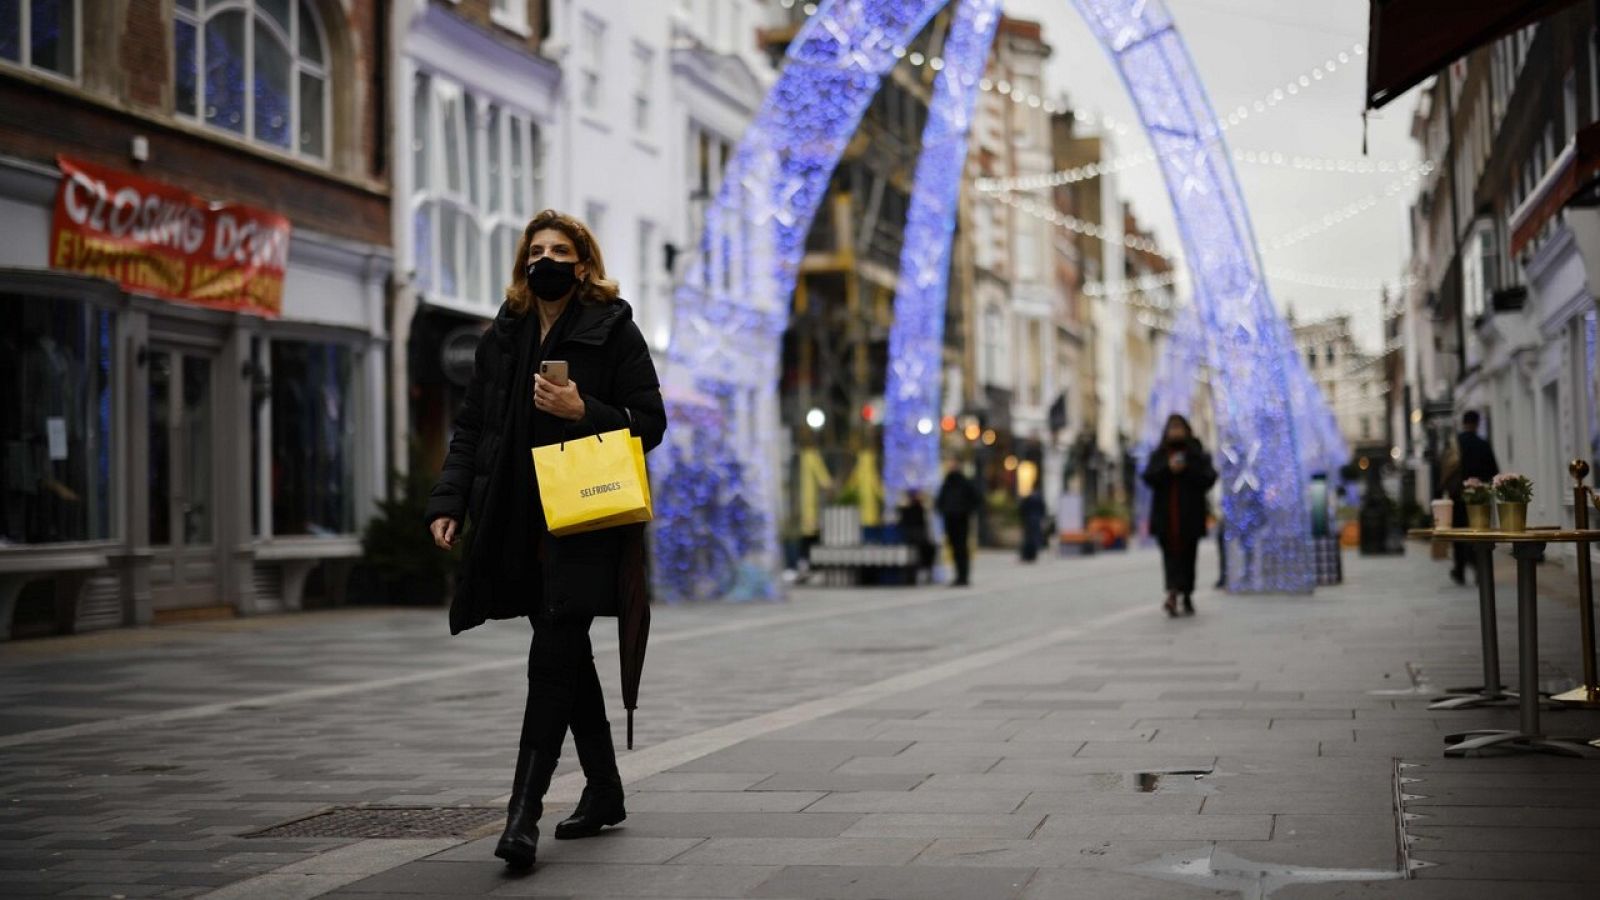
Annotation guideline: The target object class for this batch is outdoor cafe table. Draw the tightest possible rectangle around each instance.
[1407,527,1600,758]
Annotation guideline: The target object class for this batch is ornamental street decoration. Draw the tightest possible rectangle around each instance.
[658,0,1321,599]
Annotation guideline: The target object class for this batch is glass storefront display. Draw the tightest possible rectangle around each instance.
[270,340,357,536]
[0,293,114,545]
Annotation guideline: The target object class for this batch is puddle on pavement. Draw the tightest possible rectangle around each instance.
[1132,769,1216,794]
[1367,661,1437,695]
[1129,847,1403,899]
[1084,768,1219,795]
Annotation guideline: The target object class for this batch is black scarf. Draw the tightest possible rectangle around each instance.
[498,303,579,586]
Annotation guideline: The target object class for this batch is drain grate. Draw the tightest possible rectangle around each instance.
[245,806,505,839]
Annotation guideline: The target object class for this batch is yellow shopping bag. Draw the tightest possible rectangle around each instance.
[532,428,653,536]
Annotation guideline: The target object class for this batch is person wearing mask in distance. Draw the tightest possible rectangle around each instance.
[1142,414,1217,617]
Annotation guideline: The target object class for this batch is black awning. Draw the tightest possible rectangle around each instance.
[1366,0,1582,110]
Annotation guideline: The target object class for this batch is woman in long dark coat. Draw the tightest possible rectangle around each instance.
[425,210,666,870]
[1141,413,1216,617]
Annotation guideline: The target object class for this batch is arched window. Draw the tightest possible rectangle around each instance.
[174,0,330,161]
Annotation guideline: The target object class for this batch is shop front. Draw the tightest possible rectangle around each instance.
[0,156,389,639]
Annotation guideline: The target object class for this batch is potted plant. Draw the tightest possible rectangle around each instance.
[1492,473,1533,532]
[1461,477,1494,530]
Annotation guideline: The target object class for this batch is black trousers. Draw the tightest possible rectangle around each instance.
[943,515,971,584]
[1160,537,1200,594]
[519,616,610,763]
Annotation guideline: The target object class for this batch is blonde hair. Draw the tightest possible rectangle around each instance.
[505,209,621,314]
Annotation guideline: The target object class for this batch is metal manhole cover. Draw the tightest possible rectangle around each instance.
[245,806,504,839]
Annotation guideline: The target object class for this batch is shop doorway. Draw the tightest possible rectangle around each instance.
[147,346,223,615]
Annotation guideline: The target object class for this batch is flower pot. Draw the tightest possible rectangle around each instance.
[1497,501,1528,533]
[1465,502,1493,531]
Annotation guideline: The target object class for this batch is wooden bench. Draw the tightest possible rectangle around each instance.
[1056,530,1098,556]
[253,537,362,611]
[0,549,111,640]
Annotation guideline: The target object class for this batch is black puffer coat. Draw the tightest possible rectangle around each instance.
[424,298,666,634]
[1141,437,1217,546]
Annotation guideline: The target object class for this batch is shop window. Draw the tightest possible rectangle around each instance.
[0,294,114,544]
[0,0,78,79]
[411,73,542,309]
[269,340,356,536]
[174,0,330,162]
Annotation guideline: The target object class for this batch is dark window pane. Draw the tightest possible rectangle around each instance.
[413,201,434,290]
[249,337,261,537]
[298,71,324,157]
[260,0,290,33]
[440,204,460,297]
[269,341,356,536]
[412,72,430,190]
[30,0,74,75]
[462,210,483,303]
[148,353,171,546]
[0,0,21,62]
[297,0,322,63]
[464,93,479,207]
[175,19,197,116]
[486,105,502,213]
[253,20,291,147]
[0,293,116,544]
[205,10,247,133]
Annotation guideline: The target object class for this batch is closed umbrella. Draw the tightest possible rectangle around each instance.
[616,526,651,749]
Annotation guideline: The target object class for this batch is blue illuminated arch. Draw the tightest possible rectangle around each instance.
[657,0,1317,600]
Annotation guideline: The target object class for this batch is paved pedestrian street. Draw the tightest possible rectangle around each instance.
[2,546,1598,899]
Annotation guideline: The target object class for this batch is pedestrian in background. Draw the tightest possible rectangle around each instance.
[936,464,981,587]
[1142,414,1217,617]
[897,489,936,583]
[1445,409,1500,585]
[1019,489,1046,563]
[426,210,666,871]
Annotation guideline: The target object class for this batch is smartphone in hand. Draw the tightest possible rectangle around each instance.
[539,360,569,385]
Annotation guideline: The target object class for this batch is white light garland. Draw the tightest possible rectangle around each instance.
[995,191,1165,255]
[1267,162,1436,251]
[1215,41,1366,133]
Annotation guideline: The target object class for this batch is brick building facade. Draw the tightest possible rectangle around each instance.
[0,0,393,637]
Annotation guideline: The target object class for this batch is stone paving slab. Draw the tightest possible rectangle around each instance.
[5,547,1600,898]
[748,864,1036,900]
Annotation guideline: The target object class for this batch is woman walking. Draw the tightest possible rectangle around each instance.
[425,210,666,870]
[1141,414,1216,617]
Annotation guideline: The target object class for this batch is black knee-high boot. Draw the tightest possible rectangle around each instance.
[497,667,568,869]
[554,725,626,839]
[555,655,625,840]
[495,737,559,868]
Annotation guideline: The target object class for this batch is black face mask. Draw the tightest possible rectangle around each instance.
[526,257,579,302]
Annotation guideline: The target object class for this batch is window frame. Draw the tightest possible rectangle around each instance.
[633,42,654,133]
[173,0,332,165]
[0,0,82,81]
[580,15,606,110]
[490,0,531,36]
[409,68,543,312]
